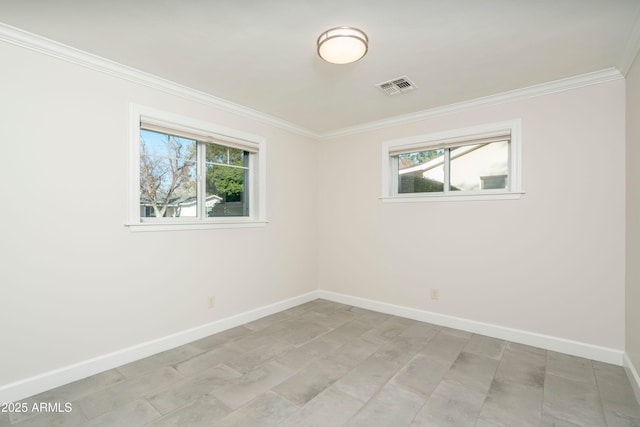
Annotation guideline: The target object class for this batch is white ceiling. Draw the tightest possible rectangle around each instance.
[1,0,639,135]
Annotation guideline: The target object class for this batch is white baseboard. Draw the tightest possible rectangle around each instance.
[624,352,640,405]
[1,289,625,404]
[317,290,624,366]
[0,291,321,404]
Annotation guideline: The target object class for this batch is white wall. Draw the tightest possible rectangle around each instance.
[626,52,640,377]
[318,80,626,351]
[0,41,318,386]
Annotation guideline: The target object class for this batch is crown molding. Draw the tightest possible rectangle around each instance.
[318,67,624,140]
[0,22,317,139]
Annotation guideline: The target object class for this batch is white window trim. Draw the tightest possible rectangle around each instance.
[126,104,267,231]
[380,119,524,202]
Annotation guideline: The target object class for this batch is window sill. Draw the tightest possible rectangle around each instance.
[380,191,524,203]
[125,220,268,232]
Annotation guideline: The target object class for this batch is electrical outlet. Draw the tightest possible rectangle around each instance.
[207,296,215,309]
[430,288,440,300]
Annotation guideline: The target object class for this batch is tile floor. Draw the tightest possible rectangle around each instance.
[3,299,640,426]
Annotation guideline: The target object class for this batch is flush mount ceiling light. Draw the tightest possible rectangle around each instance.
[317,27,368,64]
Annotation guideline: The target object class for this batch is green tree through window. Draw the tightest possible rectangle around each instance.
[205,143,249,216]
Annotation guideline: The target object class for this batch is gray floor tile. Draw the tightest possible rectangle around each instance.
[593,361,640,418]
[477,377,543,427]
[506,341,546,357]
[190,325,253,351]
[299,308,357,330]
[391,353,452,398]
[327,337,383,369]
[604,408,640,427]
[214,391,298,427]
[29,368,125,403]
[360,317,412,345]
[173,345,243,377]
[391,315,420,326]
[319,320,372,347]
[374,335,427,364]
[274,336,341,371]
[277,301,318,317]
[400,321,441,341]
[546,351,596,385]
[494,343,546,389]
[226,330,284,352]
[5,405,87,427]
[9,369,125,424]
[117,344,202,378]
[270,318,331,347]
[345,382,425,427]
[543,372,606,427]
[10,369,125,423]
[12,299,640,427]
[440,327,473,339]
[146,364,242,414]
[211,361,294,410]
[349,308,392,326]
[333,354,404,402]
[226,338,294,373]
[410,379,486,427]
[278,387,365,427]
[474,418,503,427]
[243,312,292,331]
[463,334,507,360]
[444,352,499,394]
[76,367,183,419]
[78,399,160,427]
[145,396,230,427]
[309,300,352,315]
[419,330,470,364]
[540,413,584,427]
[272,357,350,405]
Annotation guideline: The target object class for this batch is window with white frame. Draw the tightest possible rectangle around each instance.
[128,105,266,231]
[382,120,522,201]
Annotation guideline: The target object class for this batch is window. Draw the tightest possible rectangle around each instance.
[382,120,522,202]
[128,105,266,231]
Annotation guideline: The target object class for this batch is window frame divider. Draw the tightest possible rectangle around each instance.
[443,148,451,194]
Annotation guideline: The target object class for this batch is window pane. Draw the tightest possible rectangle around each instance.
[139,129,196,218]
[205,143,249,217]
[450,141,508,191]
[398,148,445,193]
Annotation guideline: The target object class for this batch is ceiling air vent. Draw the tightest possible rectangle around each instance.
[375,76,416,96]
